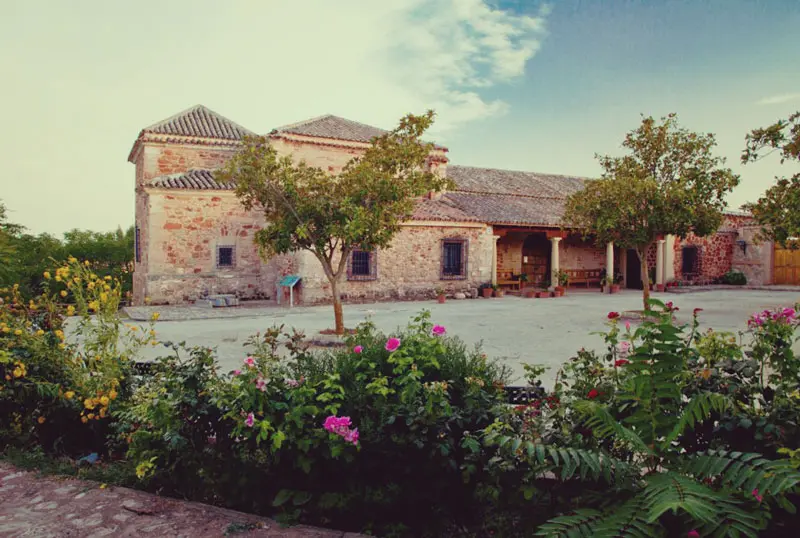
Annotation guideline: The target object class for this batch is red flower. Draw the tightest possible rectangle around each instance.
[687,531,700,538]
[607,311,620,320]
[693,308,703,316]
[614,359,629,367]
[587,389,600,399]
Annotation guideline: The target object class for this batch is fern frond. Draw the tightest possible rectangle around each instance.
[573,400,652,455]
[533,509,604,537]
[642,472,765,537]
[683,450,800,498]
[662,392,730,447]
[593,494,666,538]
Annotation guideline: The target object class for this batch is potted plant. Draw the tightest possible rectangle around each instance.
[599,268,607,293]
[555,270,569,295]
[493,284,504,298]
[610,273,622,294]
[435,286,446,304]
[479,282,493,298]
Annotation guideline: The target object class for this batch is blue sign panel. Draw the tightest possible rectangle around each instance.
[278,275,301,287]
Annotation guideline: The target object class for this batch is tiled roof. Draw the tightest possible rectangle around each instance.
[142,105,255,141]
[411,197,480,222]
[447,165,587,198]
[149,169,234,190]
[270,114,388,143]
[443,192,567,226]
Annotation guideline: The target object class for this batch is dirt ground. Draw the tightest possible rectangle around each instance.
[0,462,364,538]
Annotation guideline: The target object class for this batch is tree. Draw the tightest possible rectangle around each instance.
[218,111,450,334]
[563,114,739,310]
[0,200,23,285]
[741,111,800,248]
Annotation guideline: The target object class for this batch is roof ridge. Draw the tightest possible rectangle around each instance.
[142,104,256,137]
[269,113,334,134]
[454,189,567,201]
[449,164,593,181]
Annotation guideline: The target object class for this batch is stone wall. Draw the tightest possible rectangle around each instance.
[671,215,754,281]
[142,191,269,304]
[497,234,525,276]
[731,226,773,285]
[561,235,605,270]
[138,143,236,184]
[297,223,494,305]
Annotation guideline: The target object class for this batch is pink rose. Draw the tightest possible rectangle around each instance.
[255,377,267,392]
[432,324,446,336]
[232,369,242,377]
[385,337,401,352]
[244,356,256,368]
[353,345,363,354]
[625,321,631,331]
[244,412,255,427]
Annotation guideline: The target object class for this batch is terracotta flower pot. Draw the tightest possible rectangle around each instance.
[655,284,665,292]
[553,290,564,297]
[525,290,537,298]
[535,291,547,298]
[610,284,621,294]
[437,295,446,304]
[494,290,504,298]
[481,288,493,298]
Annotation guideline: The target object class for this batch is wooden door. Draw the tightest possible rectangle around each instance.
[522,234,550,286]
[774,246,800,285]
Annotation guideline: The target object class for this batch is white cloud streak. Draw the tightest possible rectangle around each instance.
[756,93,800,106]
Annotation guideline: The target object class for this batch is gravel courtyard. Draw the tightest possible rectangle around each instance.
[119,289,800,387]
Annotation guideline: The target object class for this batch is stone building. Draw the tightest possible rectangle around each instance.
[128,105,784,306]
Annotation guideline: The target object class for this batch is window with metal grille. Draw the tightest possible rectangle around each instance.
[441,239,467,279]
[347,249,376,281]
[217,245,235,268]
[134,226,141,263]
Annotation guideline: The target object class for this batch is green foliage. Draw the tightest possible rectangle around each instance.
[742,111,800,248]
[563,114,739,308]
[722,269,747,285]
[217,112,451,333]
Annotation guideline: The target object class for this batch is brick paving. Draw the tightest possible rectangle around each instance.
[0,462,364,538]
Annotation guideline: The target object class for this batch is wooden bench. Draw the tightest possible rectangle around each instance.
[497,271,523,291]
[565,269,603,288]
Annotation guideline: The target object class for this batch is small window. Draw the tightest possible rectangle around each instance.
[347,249,377,281]
[441,239,467,280]
[134,226,141,263]
[217,245,235,268]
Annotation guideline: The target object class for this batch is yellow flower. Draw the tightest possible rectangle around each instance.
[66,305,75,316]
[36,329,44,336]
[1,327,9,333]
[100,292,108,302]
[65,391,75,400]
[43,271,51,279]
[84,399,95,410]
[55,275,62,282]
[88,301,99,312]
[37,416,46,424]
[60,290,68,297]
[130,325,138,332]
[99,396,110,406]
[58,343,66,350]
[55,330,65,340]
[87,413,95,419]
[103,285,111,291]
[151,312,160,321]
[13,329,22,336]
[81,416,88,423]
[85,260,91,266]
[108,390,118,400]
[68,256,77,263]
[104,276,111,281]
[4,375,10,381]
[99,408,107,418]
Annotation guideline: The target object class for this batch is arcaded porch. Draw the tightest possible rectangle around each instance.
[491,227,676,292]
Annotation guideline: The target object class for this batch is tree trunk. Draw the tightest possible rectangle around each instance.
[330,277,345,335]
[638,246,651,311]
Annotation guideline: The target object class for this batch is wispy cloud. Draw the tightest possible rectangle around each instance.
[756,93,800,106]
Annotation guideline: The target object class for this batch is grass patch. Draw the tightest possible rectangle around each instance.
[1,446,138,487]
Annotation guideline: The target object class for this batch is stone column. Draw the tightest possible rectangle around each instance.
[664,235,676,282]
[491,246,497,287]
[656,239,666,286]
[549,237,561,290]
[606,242,614,293]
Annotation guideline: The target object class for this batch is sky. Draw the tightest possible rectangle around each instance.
[1,0,799,235]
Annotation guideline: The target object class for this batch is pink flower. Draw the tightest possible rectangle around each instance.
[244,356,256,368]
[353,345,363,354]
[343,428,360,445]
[625,321,631,331]
[385,337,401,352]
[244,412,255,427]
[687,531,700,538]
[607,312,620,320]
[255,377,267,392]
[432,324,446,336]
[232,369,242,377]
[752,488,763,503]
[285,378,300,388]
[323,415,360,446]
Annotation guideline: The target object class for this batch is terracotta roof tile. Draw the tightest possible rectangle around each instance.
[444,192,566,226]
[142,105,255,141]
[447,165,587,198]
[270,115,388,143]
[149,169,234,190]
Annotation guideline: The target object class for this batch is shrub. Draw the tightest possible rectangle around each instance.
[722,269,747,285]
